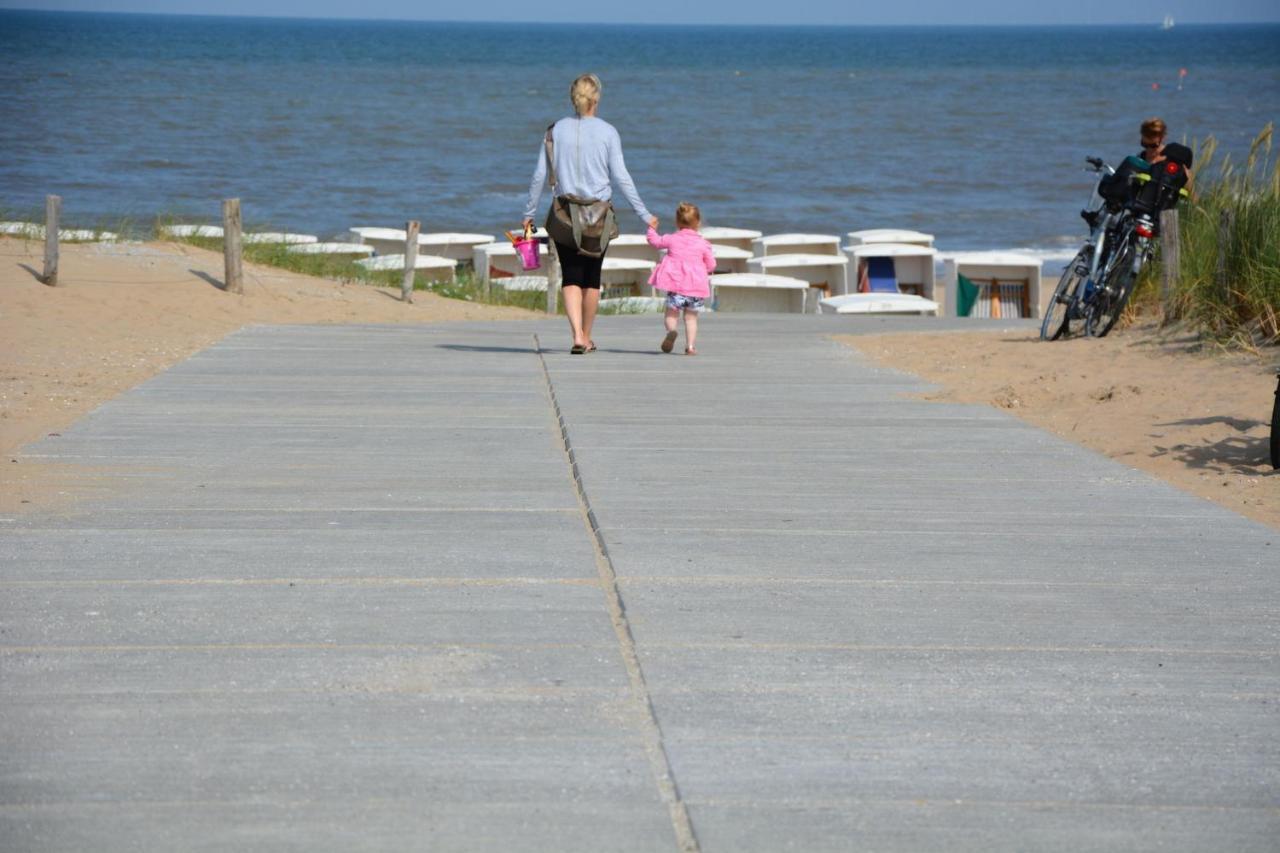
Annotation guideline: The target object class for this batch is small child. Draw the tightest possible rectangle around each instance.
[647,202,717,355]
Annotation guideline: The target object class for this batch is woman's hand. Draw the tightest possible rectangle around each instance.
[522,218,534,231]
[648,216,659,230]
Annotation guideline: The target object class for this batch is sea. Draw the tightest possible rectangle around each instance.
[2,11,1278,262]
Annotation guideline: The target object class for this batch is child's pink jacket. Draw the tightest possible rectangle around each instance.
[646,227,716,298]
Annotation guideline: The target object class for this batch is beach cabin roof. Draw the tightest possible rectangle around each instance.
[819,293,940,315]
[846,229,935,246]
[161,224,224,238]
[843,242,937,259]
[749,253,849,268]
[701,226,763,240]
[709,245,752,260]
[941,251,1040,266]
[243,232,318,245]
[601,257,655,272]
[286,242,374,256]
[354,253,456,271]
[754,233,840,246]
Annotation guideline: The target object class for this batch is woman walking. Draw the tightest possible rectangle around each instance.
[524,73,657,354]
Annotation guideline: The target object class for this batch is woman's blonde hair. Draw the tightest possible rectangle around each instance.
[570,74,601,116]
[1141,117,1167,140]
[675,202,701,229]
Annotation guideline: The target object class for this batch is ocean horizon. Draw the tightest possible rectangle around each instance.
[2,10,1278,258]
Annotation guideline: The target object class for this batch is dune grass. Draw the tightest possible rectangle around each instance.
[1132,124,1280,348]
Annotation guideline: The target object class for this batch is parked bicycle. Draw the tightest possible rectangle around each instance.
[1042,145,1193,340]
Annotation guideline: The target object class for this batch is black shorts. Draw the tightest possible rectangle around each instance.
[555,241,605,289]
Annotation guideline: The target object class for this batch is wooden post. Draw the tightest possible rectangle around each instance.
[1216,208,1234,303]
[545,240,560,315]
[222,198,243,294]
[43,194,61,286]
[1159,208,1180,314]
[402,220,419,303]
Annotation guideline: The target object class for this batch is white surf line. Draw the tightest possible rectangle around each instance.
[533,333,701,853]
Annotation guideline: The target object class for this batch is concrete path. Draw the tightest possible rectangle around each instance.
[2,316,1276,852]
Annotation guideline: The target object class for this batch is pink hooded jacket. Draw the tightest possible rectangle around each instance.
[646,227,716,298]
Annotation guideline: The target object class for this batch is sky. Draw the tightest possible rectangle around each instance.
[2,0,1278,25]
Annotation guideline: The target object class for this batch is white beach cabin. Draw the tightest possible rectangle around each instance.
[839,242,938,301]
[161,224,224,239]
[1,222,119,241]
[752,233,842,257]
[243,232,317,245]
[604,234,660,264]
[845,228,935,248]
[286,242,375,259]
[701,226,762,254]
[746,253,850,312]
[819,293,939,315]
[709,245,751,274]
[600,258,657,299]
[354,253,457,283]
[942,252,1042,319]
[346,227,494,263]
[711,273,809,313]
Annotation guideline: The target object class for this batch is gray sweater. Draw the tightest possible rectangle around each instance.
[524,115,652,224]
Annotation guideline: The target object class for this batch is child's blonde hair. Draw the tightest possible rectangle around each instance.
[675,201,701,229]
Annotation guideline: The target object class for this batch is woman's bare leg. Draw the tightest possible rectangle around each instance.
[581,288,601,346]
[562,284,586,347]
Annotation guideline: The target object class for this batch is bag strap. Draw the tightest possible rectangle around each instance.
[544,124,557,191]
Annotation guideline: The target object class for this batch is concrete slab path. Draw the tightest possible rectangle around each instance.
[2,315,1276,851]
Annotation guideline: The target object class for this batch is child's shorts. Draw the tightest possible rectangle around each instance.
[665,293,706,312]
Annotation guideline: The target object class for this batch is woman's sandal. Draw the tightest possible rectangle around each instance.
[586,341,597,353]
[685,346,698,356]
[570,344,587,355]
[660,331,678,353]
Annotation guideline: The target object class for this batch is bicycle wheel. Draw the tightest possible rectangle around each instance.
[1085,239,1136,337]
[1041,249,1088,340]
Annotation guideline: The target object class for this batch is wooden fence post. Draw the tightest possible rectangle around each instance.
[1216,208,1234,304]
[222,199,243,294]
[402,220,420,303]
[545,240,560,315]
[1159,208,1180,317]
[43,194,61,286]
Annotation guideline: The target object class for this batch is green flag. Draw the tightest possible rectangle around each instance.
[957,273,980,317]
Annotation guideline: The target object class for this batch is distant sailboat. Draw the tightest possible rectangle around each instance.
[1161,14,1175,30]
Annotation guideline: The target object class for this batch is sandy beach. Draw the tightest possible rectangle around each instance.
[839,329,1279,530]
[0,236,535,510]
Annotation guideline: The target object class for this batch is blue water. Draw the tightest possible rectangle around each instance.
[2,11,1278,255]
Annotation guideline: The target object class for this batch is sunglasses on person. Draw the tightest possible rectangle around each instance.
[1141,140,1162,149]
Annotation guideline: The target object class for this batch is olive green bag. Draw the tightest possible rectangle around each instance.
[543,123,618,258]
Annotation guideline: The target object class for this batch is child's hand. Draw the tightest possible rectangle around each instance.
[648,217,659,230]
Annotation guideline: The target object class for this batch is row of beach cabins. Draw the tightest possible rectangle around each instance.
[3,220,1047,318]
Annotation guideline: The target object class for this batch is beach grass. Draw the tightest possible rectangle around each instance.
[1133,124,1280,347]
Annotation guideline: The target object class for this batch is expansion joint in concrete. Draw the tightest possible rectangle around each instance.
[533,334,701,853]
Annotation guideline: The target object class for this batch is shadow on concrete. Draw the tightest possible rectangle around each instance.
[437,344,538,354]
[17,263,45,283]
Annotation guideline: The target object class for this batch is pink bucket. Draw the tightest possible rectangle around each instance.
[514,238,541,271]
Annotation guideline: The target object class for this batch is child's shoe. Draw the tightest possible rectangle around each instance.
[661,330,677,353]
